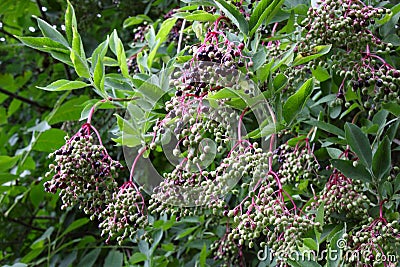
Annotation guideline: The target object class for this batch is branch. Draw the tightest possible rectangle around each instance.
[7,217,46,232]
[0,87,50,111]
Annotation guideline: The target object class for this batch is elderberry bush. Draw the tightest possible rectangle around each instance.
[12,0,400,266]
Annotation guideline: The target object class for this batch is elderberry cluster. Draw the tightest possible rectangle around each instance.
[99,182,148,245]
[44,126,122,219]
[274,142,320,186]
[308,169,370,223]
[298,0,399,108]
[343,218,400,266]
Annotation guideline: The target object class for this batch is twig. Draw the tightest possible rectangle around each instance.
[0,87,50,111]
[7,217,46,232]
[177,19,186,54]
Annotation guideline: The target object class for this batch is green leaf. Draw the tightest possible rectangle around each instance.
[147,18,178,68]
[0,156,19,171]
[249,0,285,36]
[283,78,314,123]
[331,159,372,183]
[65,0,77,44]
[37,80,89,91]
[199,244,207,267]
[130,252,147,264]
[214,0,249,35]
[78,248,101,267]
[327,226,345,267]
[382,102,400,116]
[110,30,130,78]
[94,56,105,93]
[305,120,344,137]
[311,66,330,82]
[70,50,90,78]
[48,96,90,125]
[175,11,218,22]
[372,136,391,180]
[344,123,372,168]
[303,238,318,251]
[32,129,67,152]
[123,15,152,28]
[61,218,90,237]
[17,36,69,54]
[292,45,332,67]
[35,17,69,47]
[104,250,123,267]
[316,203,324,228]
[175,226,199,239]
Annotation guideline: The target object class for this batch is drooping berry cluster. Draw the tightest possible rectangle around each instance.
[274,141,320,186]
[308,169,370,223]
[44,123,122,219]
[298,0,399,107]
[99,181,148,245]
[343,217,400,266]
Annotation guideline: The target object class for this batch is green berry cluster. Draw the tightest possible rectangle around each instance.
[99,182,148,245]
[44,126,121,218]
[274,142,320,185]
[343,218,400,266]
[308,169,370,223]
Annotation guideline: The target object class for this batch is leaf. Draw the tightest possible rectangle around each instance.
[303,238,318,251]
[292,45,332,67]
[327,227,346,267]
[123,15,152,28]
[175,11,218,22]
[147,18,178,68]
[94,56,105,93]
[214,0,249,34]
[130,252,147,264]
[17,36,69,54]
[104,250,123,267]
[35,17,69,47]
[283,78,314,123]
[48,96,90,125]
[65,0,77,45]
[199,244,207,267]
[0,156,19,171]
[78,248,101,267]
[372,136,391,180]
[331,159,372,183]
[37,80,89,91]
[32,129,67,152]
[305,120,344,137]
[249,0,285,36]
[61,218,90,237]
[382,102,400,116]
[175,226,199,239]
[344,123,372,168]
[311,66,330,82]
[316,203,324,228]
[70,50,90,78]
[110,30,130,78]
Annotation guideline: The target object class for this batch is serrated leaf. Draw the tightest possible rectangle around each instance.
[61,218,90,237]
[344,123,372,168]
[123,15,152,28]
[33,129,67,152]
[130,252,147,264]
[283,78,314,123]
[37,80,89,91]
[70,50,90,78]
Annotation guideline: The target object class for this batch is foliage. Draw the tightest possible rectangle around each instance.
[1,0,399,266]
